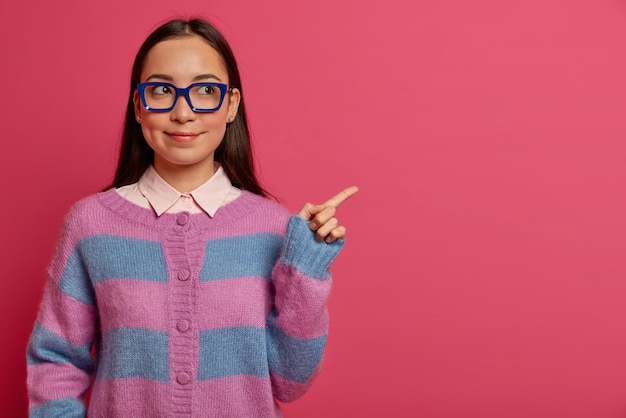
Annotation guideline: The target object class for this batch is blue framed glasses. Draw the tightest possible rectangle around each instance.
[137,82,232,113]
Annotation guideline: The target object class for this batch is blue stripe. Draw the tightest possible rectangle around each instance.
[278,216,344,280]
[199,233,282,281]
[26,322,94,372]
[30,397,85,418]
[266,311,326,383]
[97,328,169,381]
[58,250,95,305]
[198,327,269,380]
[79,235,168,284]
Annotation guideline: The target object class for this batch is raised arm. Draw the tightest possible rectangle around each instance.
[267,187,357,402]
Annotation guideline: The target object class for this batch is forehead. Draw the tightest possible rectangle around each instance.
[141,35,228,82]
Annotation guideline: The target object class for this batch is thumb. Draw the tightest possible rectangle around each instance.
[297,202,325,220]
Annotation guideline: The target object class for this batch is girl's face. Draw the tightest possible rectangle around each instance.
[134,36,240,176]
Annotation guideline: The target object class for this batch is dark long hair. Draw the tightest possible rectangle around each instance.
[105,18,269,197]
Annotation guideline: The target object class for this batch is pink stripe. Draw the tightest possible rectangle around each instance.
[89,379,168,416]
[195,376,282,417]
[89,216,172,240]
[94,280,169,332]
[99,190,290,239]
[272,264,331,339]
[59,197,167,245]
[38,280,96,345]
[197,278,273,330]
[27,363,91,408]
[197,210,288,238]
[89,377,282,417]
[57,191,291,256]
[270,369,321,403]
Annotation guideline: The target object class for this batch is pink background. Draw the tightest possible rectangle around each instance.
[2,0,626,417]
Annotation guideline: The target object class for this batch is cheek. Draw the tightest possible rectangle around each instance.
[140,125,152,143]
[199,113,227,132]
[138,117,164,149]
[140,113,166,132]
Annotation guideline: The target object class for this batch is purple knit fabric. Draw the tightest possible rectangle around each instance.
[27,189,343,417]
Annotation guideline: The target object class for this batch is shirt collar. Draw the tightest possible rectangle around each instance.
[138,164,234,217]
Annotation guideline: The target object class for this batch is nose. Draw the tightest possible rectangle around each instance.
[170,92,196,123]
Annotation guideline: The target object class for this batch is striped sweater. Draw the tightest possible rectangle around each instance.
[27,188,342,417]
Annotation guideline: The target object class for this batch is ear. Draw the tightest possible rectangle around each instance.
[133,89,143,120]
[226,88,241,122]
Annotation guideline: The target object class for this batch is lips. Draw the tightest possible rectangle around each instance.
[167,132,200,142]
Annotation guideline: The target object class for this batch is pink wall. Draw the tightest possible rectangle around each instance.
[2,0,626,416]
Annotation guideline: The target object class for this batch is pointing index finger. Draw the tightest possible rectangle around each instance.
[323,186,359,208]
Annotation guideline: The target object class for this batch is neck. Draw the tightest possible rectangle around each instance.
[153,158,216,193]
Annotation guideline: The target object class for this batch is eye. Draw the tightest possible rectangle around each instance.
[151,85,172,95]
[197,85,217,95]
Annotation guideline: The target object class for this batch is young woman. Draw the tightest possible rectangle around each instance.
[27,18,356,417]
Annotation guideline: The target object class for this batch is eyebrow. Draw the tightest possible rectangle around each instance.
[145,73,223,82]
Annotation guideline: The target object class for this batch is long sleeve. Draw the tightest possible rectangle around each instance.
[267,215,344,402]
[26,209,97,417]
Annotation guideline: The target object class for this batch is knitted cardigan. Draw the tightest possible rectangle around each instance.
[27,189,342,417]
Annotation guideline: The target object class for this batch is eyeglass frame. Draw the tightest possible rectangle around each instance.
[137,81,233,113]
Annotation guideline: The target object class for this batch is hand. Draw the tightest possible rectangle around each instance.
[297,186,359,243]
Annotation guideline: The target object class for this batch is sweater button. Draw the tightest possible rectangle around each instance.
[177,320,189,332]
[177,372,190,385]
[177,213,189,225]
[177,270,190,281]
